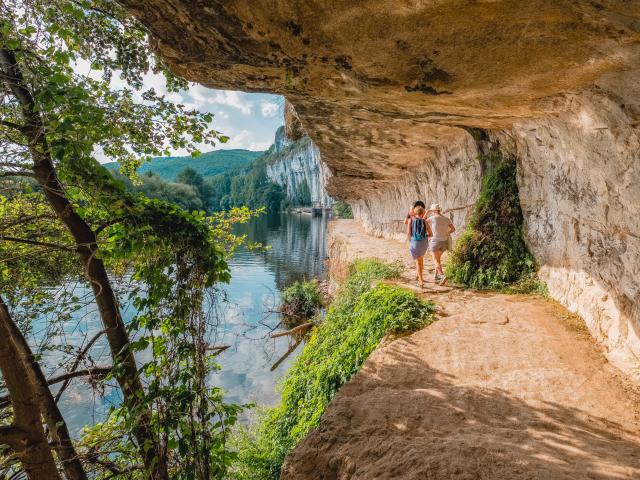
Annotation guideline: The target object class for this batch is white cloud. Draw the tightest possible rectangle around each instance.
[260,101,279,118]
[189,87,253,115]
[189,85,209,107]
[210,91,253,115]
[248,140,272,151]
[164,91,184,104]
[219,129,270,151]
[72,59,280,162]
[163,129,270,156]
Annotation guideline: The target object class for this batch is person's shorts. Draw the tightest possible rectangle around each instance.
[410,238,429,259]
[429,239,448,252]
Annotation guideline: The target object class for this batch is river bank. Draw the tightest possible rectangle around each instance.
[281,219,640,479]
[33,213,329,436]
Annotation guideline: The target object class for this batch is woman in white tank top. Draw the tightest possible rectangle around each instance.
[425,204,455,285]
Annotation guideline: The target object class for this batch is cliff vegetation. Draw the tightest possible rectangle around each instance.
[445,153,545,294]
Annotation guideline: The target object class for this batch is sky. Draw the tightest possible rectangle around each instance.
[75,61,285,162]
[176,85,284,154]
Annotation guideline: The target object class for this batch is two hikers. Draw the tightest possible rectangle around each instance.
[406,201,455,286]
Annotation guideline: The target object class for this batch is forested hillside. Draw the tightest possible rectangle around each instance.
[104,149,263,180]
[111,147,287,214]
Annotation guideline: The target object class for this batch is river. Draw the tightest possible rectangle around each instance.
[44,212,329,436]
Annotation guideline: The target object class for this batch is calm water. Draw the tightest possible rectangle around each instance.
[212,212,329,405]
[34,213,329,436]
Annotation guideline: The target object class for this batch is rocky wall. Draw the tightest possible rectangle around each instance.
[501,90,640,381]
[266,128,333,206]
[351,127,481,240]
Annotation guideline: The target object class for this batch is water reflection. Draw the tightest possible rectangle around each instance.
[34,212,328,435]
[234,212,329,289]
[213,212,328,405]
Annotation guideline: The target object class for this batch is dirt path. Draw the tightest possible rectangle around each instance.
[282,220,640,480]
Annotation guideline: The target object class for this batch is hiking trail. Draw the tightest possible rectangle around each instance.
[282,220,640,480]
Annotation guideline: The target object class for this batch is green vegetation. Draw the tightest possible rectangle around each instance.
[106,129,325,215]
[278,280,323,326]
[0,1,258,477]
[333,200,353,219]
[445,153,546,294]
[114,170,207,212]
[104,149,263,181]
[211,154,286,214]
[113,159,286,214]
[110,150,287,214]
[231,260,436,479]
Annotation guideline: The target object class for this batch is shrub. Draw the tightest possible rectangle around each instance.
[230,259,434,479]
[332,200,353,219]
[446,153,545,293]
[278,280,323,326]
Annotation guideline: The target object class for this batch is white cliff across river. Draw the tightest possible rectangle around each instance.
[265,126,333,207]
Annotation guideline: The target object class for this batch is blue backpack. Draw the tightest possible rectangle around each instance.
[411,217,427,241]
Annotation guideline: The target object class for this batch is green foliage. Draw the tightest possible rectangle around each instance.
[104,149,262,180]
[332,200,353,219]
[445,153,545,293]
[114,154,287,214]
[296,179,311,206]
[230,260,435,479]
[208,159,285,214]
[279,280,323,325]
[114,171,205,212]
[0,0,259,476]
[503,272,549,296]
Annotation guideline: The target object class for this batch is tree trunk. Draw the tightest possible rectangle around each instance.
[0,48,168,480]
[0,297,62,480]
[2,300,88,480]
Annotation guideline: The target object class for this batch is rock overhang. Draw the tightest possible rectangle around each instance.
[118,0,640,199]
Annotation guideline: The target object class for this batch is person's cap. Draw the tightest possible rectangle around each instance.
[413,200,426,208]
[430,203,441,211]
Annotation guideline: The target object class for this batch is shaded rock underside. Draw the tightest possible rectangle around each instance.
[120,1,640,379]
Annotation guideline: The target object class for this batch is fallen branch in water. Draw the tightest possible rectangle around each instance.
[206,345,231,357]
[270,337,303,371]
[269,322,314,339]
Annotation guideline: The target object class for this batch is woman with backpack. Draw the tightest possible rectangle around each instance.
[407,203,429,287]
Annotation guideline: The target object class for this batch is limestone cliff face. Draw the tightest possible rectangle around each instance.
[266,127,333,206]
[120,1,640,379]
[501,90,640,381]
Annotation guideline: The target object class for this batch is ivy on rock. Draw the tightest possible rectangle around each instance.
[445,152,546,294]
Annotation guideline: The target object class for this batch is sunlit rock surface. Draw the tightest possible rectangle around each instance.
[266,127,333,206]
[500,90,640,381]
[121,1,640,378]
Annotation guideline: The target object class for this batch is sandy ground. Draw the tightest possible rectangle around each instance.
[281,220,640,480]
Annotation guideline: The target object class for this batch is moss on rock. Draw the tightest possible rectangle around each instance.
[446,152,545,294]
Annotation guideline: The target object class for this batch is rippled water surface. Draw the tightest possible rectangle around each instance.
[36,213,329,435]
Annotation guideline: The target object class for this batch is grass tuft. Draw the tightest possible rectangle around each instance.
[278,280,323,327]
